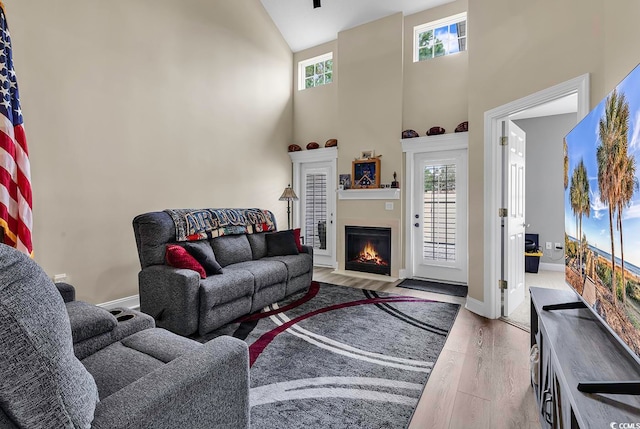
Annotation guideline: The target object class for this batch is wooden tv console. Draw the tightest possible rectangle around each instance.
[530,287,640,428]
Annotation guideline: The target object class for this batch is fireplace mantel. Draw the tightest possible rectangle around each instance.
[337,189,400,200]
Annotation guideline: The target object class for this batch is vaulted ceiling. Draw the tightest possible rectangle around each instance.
[260,0,454,52]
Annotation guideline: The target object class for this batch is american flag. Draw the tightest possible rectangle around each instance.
[0,4,32,256]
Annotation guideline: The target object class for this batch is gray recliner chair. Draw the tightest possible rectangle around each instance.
[0,244,250,429]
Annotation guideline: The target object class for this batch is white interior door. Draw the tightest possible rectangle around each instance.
[503,120,526,316]
[412,150,468,284]
[300,162,335,267]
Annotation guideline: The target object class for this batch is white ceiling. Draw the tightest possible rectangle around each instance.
[509,93,578,120]
[260,0,455,53]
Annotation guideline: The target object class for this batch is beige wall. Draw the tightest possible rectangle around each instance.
[466,0,640,302]
[13,0,640,309]
[293,41,339,146]
[291,6,469,277]
[291,0,640,307]
[292,6,469,277]
[336,13,404,276]
[7,0,293,303]
[604,0,640,92]
[403,0,468,133]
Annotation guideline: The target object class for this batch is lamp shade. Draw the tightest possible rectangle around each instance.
[279,185,299,201]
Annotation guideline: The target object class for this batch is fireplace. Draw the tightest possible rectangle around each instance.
[345,226,391,276]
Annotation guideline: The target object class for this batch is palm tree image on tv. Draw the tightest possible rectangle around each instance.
[569,158,590,292]
[565,65,640,358]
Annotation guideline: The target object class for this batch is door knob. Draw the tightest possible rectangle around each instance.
[414,223,419,227]
[415,214,419,219]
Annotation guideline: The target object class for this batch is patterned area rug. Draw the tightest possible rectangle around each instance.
[198,282,460,428]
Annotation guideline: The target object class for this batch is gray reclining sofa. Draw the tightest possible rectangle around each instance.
[0,244,250,429]
[133,208,313,336]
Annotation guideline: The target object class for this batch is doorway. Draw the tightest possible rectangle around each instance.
[412,150,468,284]
[290,147,338,268]
[501,120,527,316]
[478,74,590,319]
[402,132,468,284]
[300,161,335,266]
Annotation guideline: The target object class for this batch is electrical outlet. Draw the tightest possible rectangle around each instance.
[53,273,67,283]
[385,202,394,210]
[545,242,552,250]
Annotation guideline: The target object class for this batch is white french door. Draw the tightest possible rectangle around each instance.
[300,161,335,267]
[412,150,468,284]
[502,120,527,316]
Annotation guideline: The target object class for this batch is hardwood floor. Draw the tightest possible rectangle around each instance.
[313,267,540,429]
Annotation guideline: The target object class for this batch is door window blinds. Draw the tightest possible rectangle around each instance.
[423,164,457,261]
[304,173,327,250]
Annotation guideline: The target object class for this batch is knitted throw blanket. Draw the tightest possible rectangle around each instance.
[164,208,276,241]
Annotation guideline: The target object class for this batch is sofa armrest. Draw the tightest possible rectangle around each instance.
[72,308,155,360]
[91,336,250,429]
[55,282,76,303]
[301,244,313,261]
[139,265,201,336]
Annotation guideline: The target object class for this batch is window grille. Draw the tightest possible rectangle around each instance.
[414,12,467,62]
[298,52,333,90]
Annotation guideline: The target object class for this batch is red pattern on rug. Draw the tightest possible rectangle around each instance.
[249,290,437,366]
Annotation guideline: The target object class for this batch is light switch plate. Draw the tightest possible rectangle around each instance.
[385,202,393,210]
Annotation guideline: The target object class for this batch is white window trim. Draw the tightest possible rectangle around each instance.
[298,52,333,91]
[413,12,467,63]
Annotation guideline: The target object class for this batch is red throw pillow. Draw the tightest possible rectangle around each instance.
[293,228,303,252]
[165,244,206,279]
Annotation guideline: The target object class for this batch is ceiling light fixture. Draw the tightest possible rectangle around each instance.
[313,0,321,8]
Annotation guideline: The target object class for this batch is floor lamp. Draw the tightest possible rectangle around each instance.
[279,184,298,230]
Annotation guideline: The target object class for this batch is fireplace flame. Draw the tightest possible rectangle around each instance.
[354,241,389,266]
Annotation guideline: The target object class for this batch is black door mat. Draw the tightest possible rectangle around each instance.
[397,278,468,297]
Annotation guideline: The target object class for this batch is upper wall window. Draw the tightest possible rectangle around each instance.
[413,12,467,62]
[298,53,333,91]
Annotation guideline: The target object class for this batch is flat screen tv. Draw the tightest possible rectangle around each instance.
[564,63,640,372]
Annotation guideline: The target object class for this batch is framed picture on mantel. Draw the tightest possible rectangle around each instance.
[352,158,380,189]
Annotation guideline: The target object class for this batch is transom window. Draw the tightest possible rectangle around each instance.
[298,52,333,91]
[413,12,467,62]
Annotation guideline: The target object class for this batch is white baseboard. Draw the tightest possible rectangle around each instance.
[539,263,564,272]
[398,269,408,279]
[314,261,338,269]
[98,294,140,310]
[331,269,398,283]
[465,296,490,318]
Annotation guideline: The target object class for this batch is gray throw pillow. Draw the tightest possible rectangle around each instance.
[211,235,253,267]
[266,230,300,257]
[0,244,99,428]
[182,241,223,275]
[247,233,268,259]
